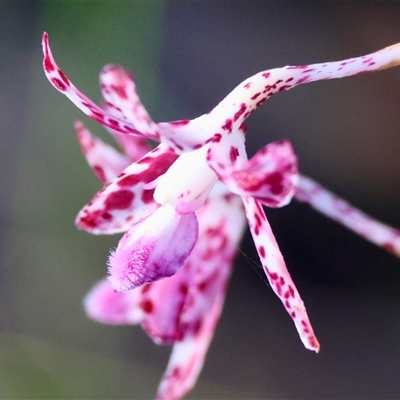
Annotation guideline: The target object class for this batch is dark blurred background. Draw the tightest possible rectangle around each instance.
[1,1,400,398]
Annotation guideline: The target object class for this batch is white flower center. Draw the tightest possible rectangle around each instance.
[153,146,217,208]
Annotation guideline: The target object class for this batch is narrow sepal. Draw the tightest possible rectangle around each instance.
[101,101,152,163]
[243,197,320,352]
[42,32,157,139]
[75,121,131,183]
[208,42,400,133]
[107,126,151,164]
[295,175,400,257]
[157,43,400,151]
[155,296,223,400]
[99,64,160,139]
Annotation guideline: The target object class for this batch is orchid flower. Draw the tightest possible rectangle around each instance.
[43,31,400,399]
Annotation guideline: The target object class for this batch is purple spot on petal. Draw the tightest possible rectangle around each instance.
[105,190,134,210]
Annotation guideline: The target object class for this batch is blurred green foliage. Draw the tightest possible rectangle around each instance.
[0,333,158,398]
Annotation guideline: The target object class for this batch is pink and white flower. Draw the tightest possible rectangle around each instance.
[43,32,400,399]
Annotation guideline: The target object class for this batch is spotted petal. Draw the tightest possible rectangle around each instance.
[95,76,152,163]
[295,175,400,257]
[75,121,132,183]
[155,291,224,400]
[101,102,152,163]
[76,143,178,234]
[208,137,298,207]
[243,196,319,352]
[138,269,193,344]
[84,278,143,325]
[84,271,191,343]
[107,124,151,163]
[99,64,160,138]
